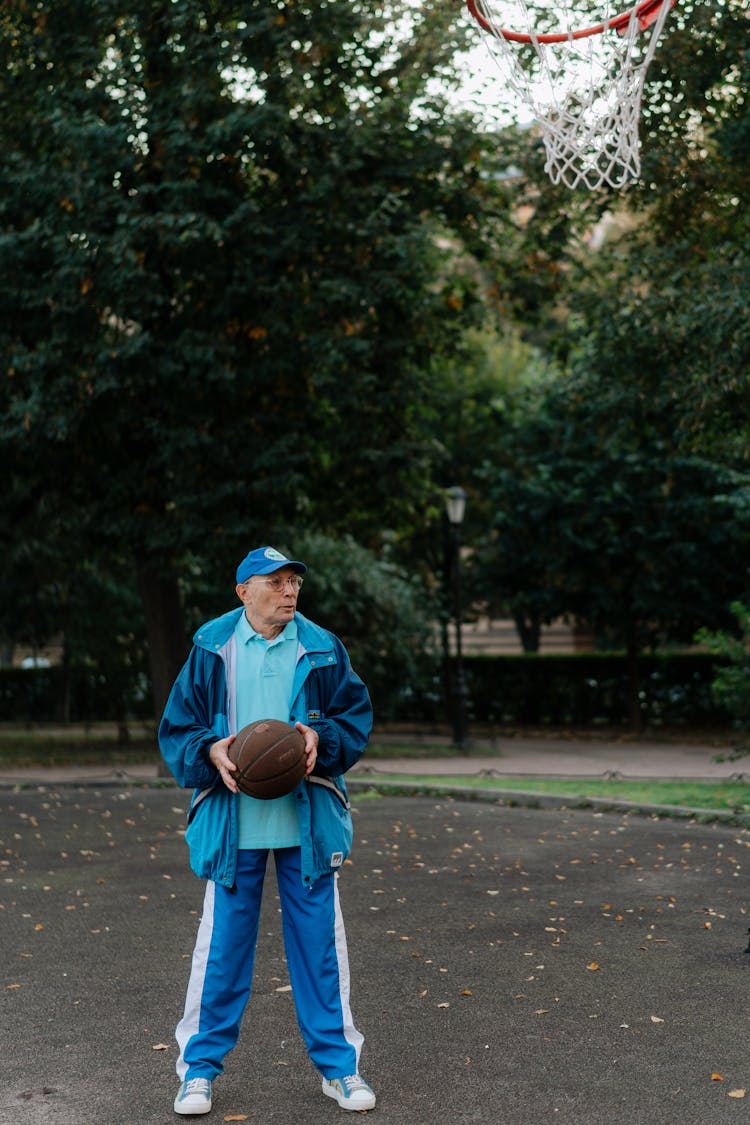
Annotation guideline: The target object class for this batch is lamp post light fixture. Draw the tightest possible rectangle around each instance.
[445,484,467,528]
[445,486,470,752]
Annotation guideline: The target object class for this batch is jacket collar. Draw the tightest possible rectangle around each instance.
[193,608,333,656]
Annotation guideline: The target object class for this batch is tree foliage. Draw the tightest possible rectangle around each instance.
[566,0,750,456]
[2,0,748,735]
[464,0,750,708]
[0,0,506,713]
[293,530,442,715]
[476,372,750,725]
[696,602,750,757]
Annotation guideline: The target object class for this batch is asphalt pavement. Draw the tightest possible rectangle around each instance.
[1,737,749,1124]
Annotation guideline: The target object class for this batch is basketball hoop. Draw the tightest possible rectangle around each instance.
[466,0,677,190]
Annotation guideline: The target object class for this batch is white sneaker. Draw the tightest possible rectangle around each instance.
[174,1077,212,1115]
[322,1074,376,1111]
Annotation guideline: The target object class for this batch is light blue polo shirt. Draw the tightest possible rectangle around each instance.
[234,611,301,849]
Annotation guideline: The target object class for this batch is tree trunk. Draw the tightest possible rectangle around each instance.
[513,611,541,653]
[136,557,189,776]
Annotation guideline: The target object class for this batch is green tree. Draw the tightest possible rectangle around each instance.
[293,531,441,719]
[468,0,750,713]
[566,0,750,459]
[696,601,750,758]
[477,376,750,728]
[0,1,505,717]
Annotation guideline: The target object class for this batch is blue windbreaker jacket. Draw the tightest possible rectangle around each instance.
[158,608,373,889]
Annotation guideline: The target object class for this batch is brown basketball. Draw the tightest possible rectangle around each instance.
[228,719,307,799]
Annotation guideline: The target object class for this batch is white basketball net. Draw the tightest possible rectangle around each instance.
[468,0,675,190]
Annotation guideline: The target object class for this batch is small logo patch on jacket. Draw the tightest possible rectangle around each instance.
[330,852,344,868]
[308,710,321,721]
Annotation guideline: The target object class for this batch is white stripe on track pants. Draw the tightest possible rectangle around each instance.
[175,846,364,1082]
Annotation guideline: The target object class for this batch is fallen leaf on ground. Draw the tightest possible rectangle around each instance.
[728,1090,746,1099]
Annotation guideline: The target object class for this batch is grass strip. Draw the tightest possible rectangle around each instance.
[356,774,750,814]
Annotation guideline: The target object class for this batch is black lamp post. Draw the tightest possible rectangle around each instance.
[445,486,469,753]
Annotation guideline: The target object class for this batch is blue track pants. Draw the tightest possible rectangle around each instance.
[175,847,364,1082]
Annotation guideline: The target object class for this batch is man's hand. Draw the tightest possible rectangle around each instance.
[209,736,239,793]
[211,724,317,792]
[295,721,319,776]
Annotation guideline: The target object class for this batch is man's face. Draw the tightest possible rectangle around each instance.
[235,566,302,639]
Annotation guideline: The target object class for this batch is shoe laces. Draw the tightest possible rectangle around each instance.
[185,1078,210,1094]
[341,1075,368,1092]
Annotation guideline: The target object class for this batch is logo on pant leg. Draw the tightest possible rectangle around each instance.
[330,852,343,867]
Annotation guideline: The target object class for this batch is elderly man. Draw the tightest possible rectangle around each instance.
[159,546,376,1115]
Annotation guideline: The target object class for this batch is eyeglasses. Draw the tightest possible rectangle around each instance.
[253,574,304,592]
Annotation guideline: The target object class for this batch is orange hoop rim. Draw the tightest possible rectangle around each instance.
[466,0,672,43]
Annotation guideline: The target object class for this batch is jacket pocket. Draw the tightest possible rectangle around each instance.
[185,784,234,883]
[307,775,353,870]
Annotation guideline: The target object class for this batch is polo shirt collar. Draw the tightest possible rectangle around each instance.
[236,612,298,646]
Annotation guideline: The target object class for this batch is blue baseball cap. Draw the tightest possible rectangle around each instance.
[235,546,307,585]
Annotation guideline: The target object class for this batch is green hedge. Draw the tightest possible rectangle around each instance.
[0,666,152,724]
[387,652,728,728]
